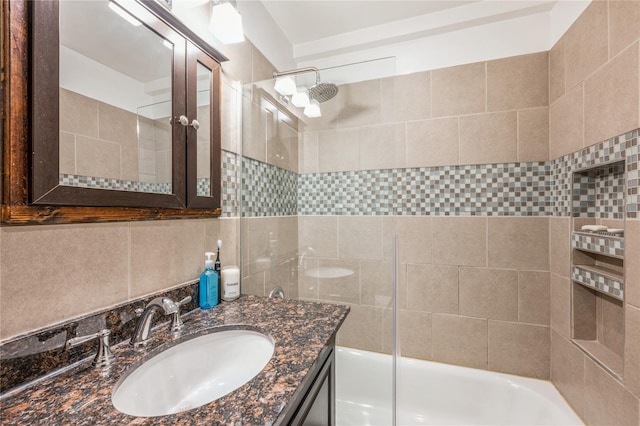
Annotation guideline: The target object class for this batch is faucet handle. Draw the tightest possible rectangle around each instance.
[66,329,115,368]
[171,296,192,333]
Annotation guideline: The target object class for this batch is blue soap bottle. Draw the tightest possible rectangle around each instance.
[199,252,219,309]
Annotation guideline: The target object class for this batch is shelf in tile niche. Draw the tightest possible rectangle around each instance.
[571,265,624,300]
[573,339,624,380]
[571,232,624,259]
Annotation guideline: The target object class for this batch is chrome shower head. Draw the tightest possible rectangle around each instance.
[273,66,339,103]
[309,81,339,103]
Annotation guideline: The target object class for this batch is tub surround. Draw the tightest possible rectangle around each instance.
[0,295,349,425]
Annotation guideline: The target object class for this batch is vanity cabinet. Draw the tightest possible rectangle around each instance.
[281,338,336,426]
[2,0,227,224]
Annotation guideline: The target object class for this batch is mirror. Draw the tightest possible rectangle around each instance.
[2,0,228,224]
[58,0,174,194]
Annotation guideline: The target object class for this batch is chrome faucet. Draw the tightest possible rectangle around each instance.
[130,297,178,348]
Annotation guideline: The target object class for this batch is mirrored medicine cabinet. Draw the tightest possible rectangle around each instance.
[1,0,227,224]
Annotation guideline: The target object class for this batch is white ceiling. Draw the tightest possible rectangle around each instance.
[237,0,591,78]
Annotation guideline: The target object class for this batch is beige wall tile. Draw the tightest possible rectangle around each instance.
[59,89,98,138]
[75,136,121,180]
[97,102,137,146]
[488,320,550,379]
[336,80,382,128]
[407,264,459,314]
[207,218,239,267]
[564,1,608,91]
[336,304,385,352]
[381,71,431,123]
[518,271,550,326]
[405,117,459,167]
[298,257,319,300]
[608,0,640,58]
[583,357,640,426]
[549,84,584,159]
[0,224,129,340]
[550,273,572,338]
[299,131,318,174]
[382,216,432,264]
[120,146,139,182]
[338,216,383,260]
[518,107,549,162]
[242,100,267,163]
[459,112,517,165]
[221,82,240,153]
[250,46,274,82]
[243,216,297,275]
[130,220,205,298]
[488,217,549,271]
[432,62,486,117]
[626,219,640,307]
[432,314,488,369]
[267,117,297,171]
[549,217,571,277]
[317,258,360,304]
[266,258,298,300]
[382,309,432,360]
[573,283,597,340]
[459,267,518,321]
[299,216,338,258]
[432,217,487,267]
[601,295,624,356]
[549,38,566,105]
[487,52,549,111]
[584,42,639,146]
[360,261,397,308]
[220,40,252,83]
[551,331,586,419]
[625,305,640,398]
[359,123,406,170]
[241,273,265,297]
[59,132,76,175]
[317,128,359,173]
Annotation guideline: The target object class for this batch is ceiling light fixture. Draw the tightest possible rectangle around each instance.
[209,1,245,44]
[108,1,141,26]
[304,99,321,118]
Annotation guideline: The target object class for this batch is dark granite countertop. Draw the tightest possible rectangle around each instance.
[0,295,349,425]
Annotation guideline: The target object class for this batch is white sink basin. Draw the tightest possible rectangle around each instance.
[112,329,274,417]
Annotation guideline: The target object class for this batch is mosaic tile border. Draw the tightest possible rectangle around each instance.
[298,162,550,216]
[295,128,639,218]
[571,232,624,259]
[241,156,297,217]
[572,266,624,301]
[59,174,171,194]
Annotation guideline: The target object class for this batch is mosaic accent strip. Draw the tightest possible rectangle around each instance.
[242,156,297,217]
[572,232,624,259]
[222,150,239,217]
[572,265,624,300]
[59,174,171,194]
[298,162,551,216]
[572,162,625,219]
[552,129,638,218]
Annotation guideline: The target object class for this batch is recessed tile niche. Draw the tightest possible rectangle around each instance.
[571,160,626,380]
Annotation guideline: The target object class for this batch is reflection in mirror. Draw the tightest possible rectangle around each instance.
[58,0,173,194]
[196,61,212,197]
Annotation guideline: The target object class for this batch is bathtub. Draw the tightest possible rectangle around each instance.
[335,347,583,426]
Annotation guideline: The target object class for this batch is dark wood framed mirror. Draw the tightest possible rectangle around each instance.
[1,0,226,224]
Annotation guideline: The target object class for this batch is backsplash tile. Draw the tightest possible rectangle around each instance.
[0,282,198,395]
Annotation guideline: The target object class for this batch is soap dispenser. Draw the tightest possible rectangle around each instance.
[199,252,219,309]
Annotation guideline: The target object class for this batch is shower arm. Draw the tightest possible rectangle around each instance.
[272,67,320,84]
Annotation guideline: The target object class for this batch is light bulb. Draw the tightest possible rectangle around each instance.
[274,77,297,96]
[304,99,321,118]
[291,91,310,108]
[209,2,245,44]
